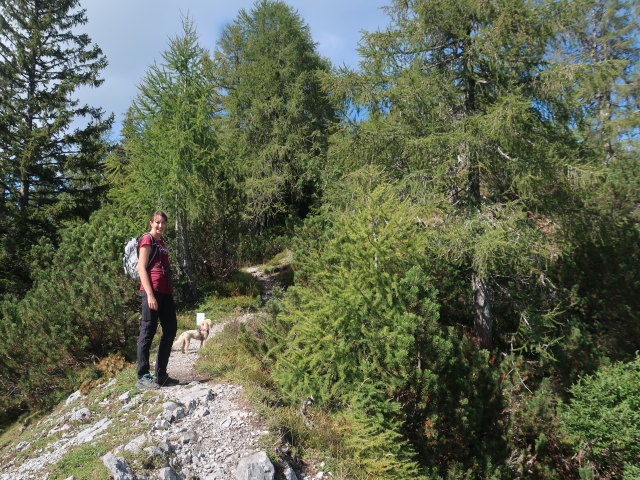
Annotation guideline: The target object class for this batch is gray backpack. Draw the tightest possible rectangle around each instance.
[123,233,159,281]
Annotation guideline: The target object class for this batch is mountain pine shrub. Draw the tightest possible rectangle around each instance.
[0,208,139,418]
[561,355,640,478]
[266,172,507,475]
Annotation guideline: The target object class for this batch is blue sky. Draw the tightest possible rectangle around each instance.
[78,0,389,138]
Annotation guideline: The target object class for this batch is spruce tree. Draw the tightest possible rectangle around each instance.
[0,0,111,296]
[214,0,337,235]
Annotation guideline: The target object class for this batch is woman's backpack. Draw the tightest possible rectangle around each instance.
[123,233,159,281]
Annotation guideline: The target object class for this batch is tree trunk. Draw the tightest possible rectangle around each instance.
[462,30,493,349]
[179,208,197,300]
[472,270,492,349]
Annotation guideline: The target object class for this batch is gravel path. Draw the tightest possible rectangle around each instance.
[0,270,317,480]
[0,313,276,480]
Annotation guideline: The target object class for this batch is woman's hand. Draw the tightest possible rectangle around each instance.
[146,293,158,311]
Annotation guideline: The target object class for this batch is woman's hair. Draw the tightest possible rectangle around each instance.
[149,210,168,224]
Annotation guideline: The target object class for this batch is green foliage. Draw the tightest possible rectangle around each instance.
[215,0,337,231]
[332,408,425,480]
[260,171,506,475]
[328,0,581,350]
[272,175,438,410]
[0,0,112,297]
[107,17,229,296]
[561,355,640,477]
[0,208,139,418]
[198,318,272,387]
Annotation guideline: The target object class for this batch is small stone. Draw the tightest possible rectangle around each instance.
[124,434,147,454]
[117,391,130,402]
[236,451,275,480]
[143,446,164,458]
[181,431,198,444]
[65,390,82,406]
[70,408,91,422]
[15,441,30,452]
[195,407,210,418]
[158,467,181,480]
[102,452,134,480]
[158,440,174,454]
[163,401,179,412]
[154,420,171,430]
[282,461,299,480]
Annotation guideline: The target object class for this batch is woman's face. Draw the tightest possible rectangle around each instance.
[149,215,167,236]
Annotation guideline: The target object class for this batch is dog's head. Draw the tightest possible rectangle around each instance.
[200,318,212,335]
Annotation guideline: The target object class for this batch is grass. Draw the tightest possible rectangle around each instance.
[261,248,293,274]
[48,441,110,480]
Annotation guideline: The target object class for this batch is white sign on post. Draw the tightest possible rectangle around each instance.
[196,312,205,326]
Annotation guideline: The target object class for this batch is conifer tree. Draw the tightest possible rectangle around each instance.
[0,0,111,296]
[214,0,337,234]
[338,0,574,348]
[545,0,640,360]
[107,18,219,297]
[554,0,639,162]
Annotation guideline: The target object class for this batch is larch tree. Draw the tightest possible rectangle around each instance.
[340,0,577,348]
[214,0,337,235]
[545,0,640,358]
[0,0,111,296]
[107,18,219,298]
[551,0,639,162]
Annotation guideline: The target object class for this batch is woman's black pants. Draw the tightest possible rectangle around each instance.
[137,291,177,379]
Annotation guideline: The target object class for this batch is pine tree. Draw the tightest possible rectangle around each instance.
[214,0,337,235]
[0,0,111,296]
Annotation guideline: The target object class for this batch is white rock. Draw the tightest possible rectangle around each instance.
[282,461,299,480]
[74,418,112,445]
[65,390,82,406]
[159,467,181,480]
[123,434,147,454]
[70,408,91,422]
[235,451,275,480]
[102,453,134,480]
[154,420,171,430]
[15,441,30,452]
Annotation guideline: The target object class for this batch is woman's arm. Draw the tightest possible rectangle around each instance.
[138,244,158,310]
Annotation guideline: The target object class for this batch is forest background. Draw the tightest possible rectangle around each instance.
[1,0,639,478]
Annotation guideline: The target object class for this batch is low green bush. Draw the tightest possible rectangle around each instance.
[561,355,640,477]
[0,208,139,420]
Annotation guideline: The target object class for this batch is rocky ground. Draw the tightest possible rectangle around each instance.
[0,309,321,480]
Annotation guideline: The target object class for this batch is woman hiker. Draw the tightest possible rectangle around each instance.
[136,210,179,389]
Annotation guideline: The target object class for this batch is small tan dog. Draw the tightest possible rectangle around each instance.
[173,318,212,353]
